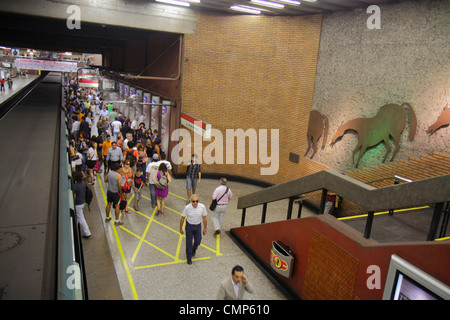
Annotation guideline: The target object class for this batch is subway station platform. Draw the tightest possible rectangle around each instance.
[0,74,39,105]
[84,171,313,300]
[81,112,316,300]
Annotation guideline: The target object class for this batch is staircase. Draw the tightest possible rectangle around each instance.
[339,152,450,216]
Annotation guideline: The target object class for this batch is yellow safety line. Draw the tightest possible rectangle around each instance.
[120,226,177,260]
[175,234,183,260]
[135,256,211,270]
[338,206,430,220]
[169,191,188,201]
[97,174,139,300]
[99,179,221,274]
[131,207,157,263]
[216,234,221,256]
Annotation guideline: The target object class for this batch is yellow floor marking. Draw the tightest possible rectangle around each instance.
[120,226,177,260]
[98,175,221,275]
[175,234,183,260]
[131,207,157,263]
[216,234,221,256]
[134,256,211,270]
[97,174,139,300]
[169,191,188,201]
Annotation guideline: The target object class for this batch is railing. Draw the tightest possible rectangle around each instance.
[367,175,413,185]
[237,169,450,240]
[57,95,88,299]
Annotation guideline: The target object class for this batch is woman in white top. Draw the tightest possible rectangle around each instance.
[86,140,98,185]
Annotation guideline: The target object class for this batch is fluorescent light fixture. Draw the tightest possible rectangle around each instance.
[251,0,284,9]
[277,0,301,5]
[230,5,261,14]
[155,0,190,7]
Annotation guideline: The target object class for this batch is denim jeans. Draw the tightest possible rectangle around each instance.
[149,183,156,206]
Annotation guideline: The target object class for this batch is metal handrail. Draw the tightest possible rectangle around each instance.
[237,169,450,240]
[366,175,413,185]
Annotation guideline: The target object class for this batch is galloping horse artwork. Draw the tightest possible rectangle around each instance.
[331,103,417,167]
[428,102,450,134]
[304,110,329,159]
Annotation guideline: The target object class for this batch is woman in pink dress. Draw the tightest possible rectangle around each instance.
[152,162,171,215]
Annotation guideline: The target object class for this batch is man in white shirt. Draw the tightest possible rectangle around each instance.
[180,194,207,265]
[211,178,232,235]
[110,119,122,141]
[159,152,172,176]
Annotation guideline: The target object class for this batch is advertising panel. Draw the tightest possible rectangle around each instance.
[143,92,151,129]
[151,96,160,133]
[161,100,171,154]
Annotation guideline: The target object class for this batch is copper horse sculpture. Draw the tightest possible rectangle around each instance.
[304,110,328,159]
[331,103,417,167]
[428,102,450,134]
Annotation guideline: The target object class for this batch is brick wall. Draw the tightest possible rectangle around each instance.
[180,12,322,184]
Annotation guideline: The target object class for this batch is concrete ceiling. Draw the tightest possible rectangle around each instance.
[0,0,400,54]
[183,0,400,16]
[0,12,155,54]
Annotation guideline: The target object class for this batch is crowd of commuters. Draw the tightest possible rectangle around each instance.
[67,85,246,290]
[67,86,166,227]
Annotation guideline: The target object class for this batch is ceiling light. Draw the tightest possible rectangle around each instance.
[251,0,285,9]
[277,0,301,5]
[230,5,262,14]
[155,0,190,7]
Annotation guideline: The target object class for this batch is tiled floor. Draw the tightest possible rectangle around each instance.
[83,172,307,300]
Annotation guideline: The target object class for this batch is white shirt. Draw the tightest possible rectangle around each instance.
[71,121,80,133]
[232,277,240,298]
[146,161,160,184]
[158,159,172,171]
[111,120,121,133]
[182,203,207,225]
[87,147,98,161]
[100,109,109,118]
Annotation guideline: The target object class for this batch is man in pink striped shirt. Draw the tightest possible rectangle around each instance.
[211,178,233,236]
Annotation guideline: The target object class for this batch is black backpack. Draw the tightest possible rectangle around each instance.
[125,150,137,167]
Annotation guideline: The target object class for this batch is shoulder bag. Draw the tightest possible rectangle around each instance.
[209,187,228,211]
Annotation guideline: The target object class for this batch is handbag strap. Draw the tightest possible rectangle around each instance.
[217,187,229,202]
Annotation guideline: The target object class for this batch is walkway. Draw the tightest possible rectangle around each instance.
[84,172,308,300]
[82,112,308,300]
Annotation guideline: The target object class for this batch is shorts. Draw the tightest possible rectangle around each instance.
[133,187,142,200]
[86,160,97,169]
[186,176,198,190]
[107,190,121,205]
